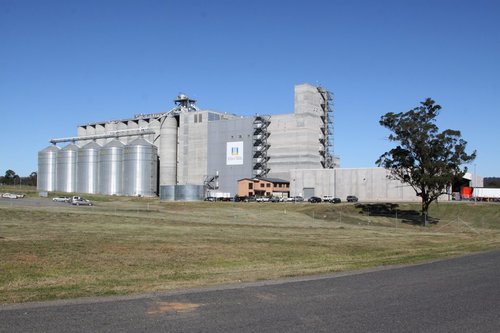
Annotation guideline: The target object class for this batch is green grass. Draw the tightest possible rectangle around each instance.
[0,185,39,198]
[1,198,499,304]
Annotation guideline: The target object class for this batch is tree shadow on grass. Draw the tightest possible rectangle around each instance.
[354,203,439,225]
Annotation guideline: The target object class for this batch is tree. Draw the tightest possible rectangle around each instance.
[3,170,17,185]
[27,171,38,187]
[376,98,476,225]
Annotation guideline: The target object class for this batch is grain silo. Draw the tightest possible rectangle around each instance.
[159,116,178,200]
[56,143,79,193]
[174,184,205,201]
[98,140,124,195]
[76,141,101,194]
[123,137,158,197]
[37,145,60,192]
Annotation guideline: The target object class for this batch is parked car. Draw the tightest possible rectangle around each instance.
[322,195,334,202]
[234,195,247,202]
[329,197,342,204]
[52,196,71,203]
[204,196,216,201]
[71,199,93,206]
[2,193,25,199]
[245,196,257,202]
[346,195,358,203]
[269,196,282,202]
[71,196,84,203]
[286,196,304,202]
[236,195,257,202]
[308,196,322,203]
[256,196,270,202]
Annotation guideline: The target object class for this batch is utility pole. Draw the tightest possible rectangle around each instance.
[474,163,477,204]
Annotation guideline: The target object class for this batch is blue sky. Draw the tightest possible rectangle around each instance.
[1,0,499,177]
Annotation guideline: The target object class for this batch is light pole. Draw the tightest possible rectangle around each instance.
[474,163,477,204]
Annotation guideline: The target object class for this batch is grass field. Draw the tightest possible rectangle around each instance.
[1,187,499,304]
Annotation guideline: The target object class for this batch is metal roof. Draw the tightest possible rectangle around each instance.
[238,177,289,183]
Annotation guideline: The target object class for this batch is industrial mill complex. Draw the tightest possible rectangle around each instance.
[37,83,430,202]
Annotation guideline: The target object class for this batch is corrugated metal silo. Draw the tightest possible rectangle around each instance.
[76,141,101,194]
[174,185,205,201]
[98,140,124,195]
[159,185,175,201]
[159,116,178,186]
[123,138,158,197]
[37,145,60,192]
[56,143,79,193]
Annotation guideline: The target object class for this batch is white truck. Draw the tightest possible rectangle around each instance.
[473,188,500,201]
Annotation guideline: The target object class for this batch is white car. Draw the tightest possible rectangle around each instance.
[2,193,18,199]
[52,196,71,203]
[286,196,304,202]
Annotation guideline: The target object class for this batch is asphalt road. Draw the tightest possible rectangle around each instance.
[1,250,499,332]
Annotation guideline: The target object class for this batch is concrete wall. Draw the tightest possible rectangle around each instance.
[290,168,431,202]
[176,111,209,185]
[294,83,325,116]
[267,84,325,180]
[207,117,254,195]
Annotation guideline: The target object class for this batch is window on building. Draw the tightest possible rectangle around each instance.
[260,183,265,188]
[266,192,270,196]
[248,183,253,189]
[208,113,220,121]
[266,183,271,188]
[199,114,202,122]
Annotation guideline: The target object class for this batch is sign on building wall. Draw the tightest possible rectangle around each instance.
[226,141,244,165]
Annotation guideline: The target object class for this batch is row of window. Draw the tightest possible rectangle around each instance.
[248,191,272,196]
[248,182,289,189]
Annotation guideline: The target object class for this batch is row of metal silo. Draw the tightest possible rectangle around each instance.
[37,138,158,197]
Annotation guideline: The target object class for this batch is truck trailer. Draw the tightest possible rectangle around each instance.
[472,188,500,201]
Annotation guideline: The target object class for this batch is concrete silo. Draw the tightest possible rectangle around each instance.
[76,141,101,194]
[159,116,178,200]
[123,137,158,197]
[37,145,60,192]
[98,140,124,195]
[56,143,79,193]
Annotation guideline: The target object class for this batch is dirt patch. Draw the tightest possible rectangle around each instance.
[147,301,202,315]
[255,292,277,302]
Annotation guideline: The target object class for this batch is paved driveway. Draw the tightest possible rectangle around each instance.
[1,250,499,332]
